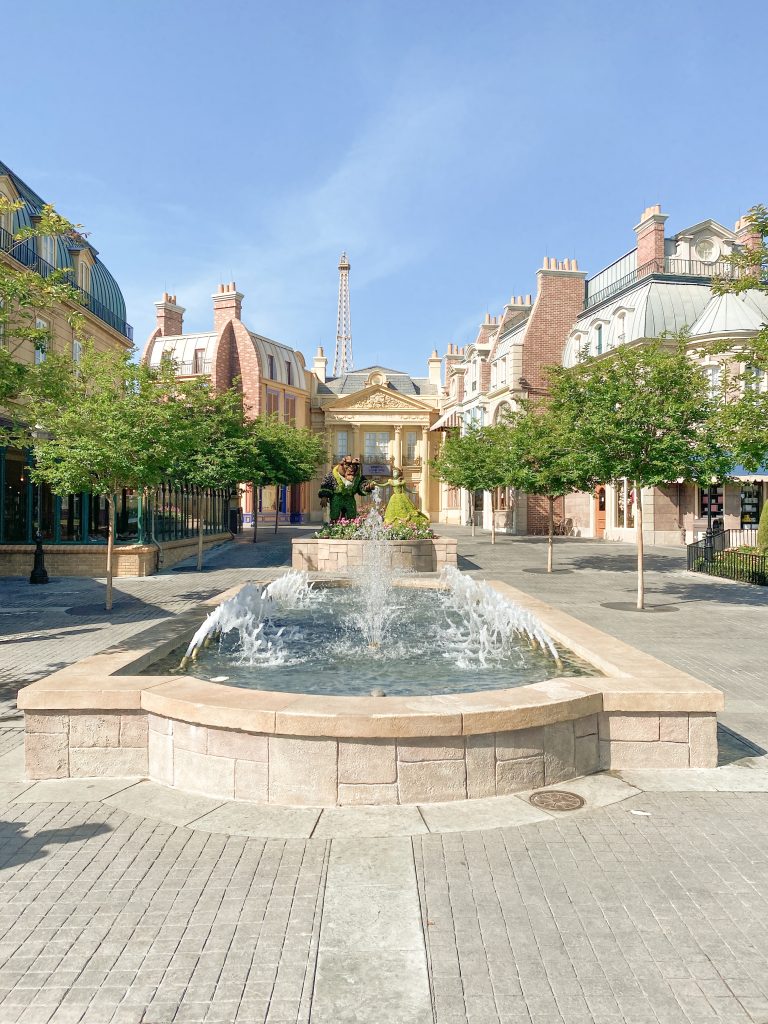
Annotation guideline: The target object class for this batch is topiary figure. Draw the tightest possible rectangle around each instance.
[757,500,768,555]
[383,467,428,525]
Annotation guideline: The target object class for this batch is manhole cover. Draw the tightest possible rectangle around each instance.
[529,790,585,811]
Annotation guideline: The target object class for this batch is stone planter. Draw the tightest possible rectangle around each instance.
[291,536,457,573]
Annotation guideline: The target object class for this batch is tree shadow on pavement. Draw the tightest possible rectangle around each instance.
[0,820,112,869]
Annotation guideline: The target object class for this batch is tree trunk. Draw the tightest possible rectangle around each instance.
[197,490,204,571]
[635,482,644,610]
[106,493,115,612]
[547,495,554,573]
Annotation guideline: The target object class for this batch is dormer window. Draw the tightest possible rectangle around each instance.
[267,354,275,379]
[616,312,626,344]
[40,235,55,267]
[285,360,292,386]
[78,259,90,292]
[595,324,603,355]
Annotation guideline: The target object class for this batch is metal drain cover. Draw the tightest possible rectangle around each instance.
[529,789,585,811]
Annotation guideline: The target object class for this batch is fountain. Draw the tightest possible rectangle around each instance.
[19,498,723,804]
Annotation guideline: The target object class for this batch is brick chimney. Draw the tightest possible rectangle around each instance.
[635,204,667,273]
[735,214,762,251]
[520,257,587,394]
[212,281,243,332]
[154,293,184,336]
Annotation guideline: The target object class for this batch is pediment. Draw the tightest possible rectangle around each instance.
[326,383,433,414]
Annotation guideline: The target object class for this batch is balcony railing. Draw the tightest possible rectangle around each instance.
[585,257,745,310]
[0,225,134,341]
[174,358,213,376]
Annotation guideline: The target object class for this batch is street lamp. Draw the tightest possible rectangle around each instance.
[703,475,718,564]
[29,425,49,585]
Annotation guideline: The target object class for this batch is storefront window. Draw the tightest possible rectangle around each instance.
[740,485,761,529]
[59,493,83,542]
[699,485,724,521]
[3,449,28,542]
[614,479,635,529]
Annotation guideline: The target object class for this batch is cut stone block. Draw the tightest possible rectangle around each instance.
[338,783,399,806]
[465,734,496,799]
[338,739,397,784]
[660,713,689,743]
[397,759,467,804]
[574,714,598,738]
[207,727,268,762]
[269,735,338,805]
[574,733,600,775]
[174,747,234,799]
[544,721,576,784]
[148,730,173,785]
[25,733,68,780]
[495,726,544,760]
[601,739,690,769]
[689,713,718,768]
[69,746,147,778]
[24,712,69,734]
[397,736,465,762]
[69,713,121,748]
[599,712,660,742]
[234,760,268,802]
[119,713,148,748]
[173,721,208,753]
[148,714,173,735]
[496,755,544,794]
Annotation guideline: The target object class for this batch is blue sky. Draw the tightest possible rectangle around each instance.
[4,0,767,374]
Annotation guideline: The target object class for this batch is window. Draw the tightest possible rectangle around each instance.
[447,486,461,509]
[595,324,603,355]
[284,394,296,425]
[491,364,497,388]
[471,362,478,392]
[0,193,11,235]
[614,478,635,529]
[267,354,275,379]
[364,432,389,461]
[703,364,721,398]
[616,312,626,344]
[34,317,48,363]
[72,338,82,363]
[40,236,55,267]
[78,259,90,292]
[406,431,418,462]
[192,349,206,374]
[745,365,768,392]
[266,390,280,416]
[500,359,507,384]
[285,360,292,386]
[336,430,349,459]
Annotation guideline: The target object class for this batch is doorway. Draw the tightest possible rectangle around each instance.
[594,486,606,538]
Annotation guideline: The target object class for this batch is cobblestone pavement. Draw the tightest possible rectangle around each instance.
[2,529,768,1023]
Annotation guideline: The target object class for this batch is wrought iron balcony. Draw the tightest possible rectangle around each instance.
[584,257,745,311]
[174,358,213,376]
[0,225,133,341]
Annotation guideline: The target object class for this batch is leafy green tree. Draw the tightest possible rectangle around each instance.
[500,401,595,572]
[757,500,768,556]
[431,425,512,543]
[165,381,265,568]
[0,197,90,418]
[548,339,732,608]
[25,344,180,610]
[250,416,327,533]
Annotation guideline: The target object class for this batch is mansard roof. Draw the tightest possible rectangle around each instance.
[320,365,438,397]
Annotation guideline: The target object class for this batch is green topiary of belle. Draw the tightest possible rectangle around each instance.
[757,501,768,555]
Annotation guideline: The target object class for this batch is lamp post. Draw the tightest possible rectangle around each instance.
[704,476,718,564]
[29,426,49,585]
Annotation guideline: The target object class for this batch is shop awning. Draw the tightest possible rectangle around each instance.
[430,410,461,431]
[731,464,768,482]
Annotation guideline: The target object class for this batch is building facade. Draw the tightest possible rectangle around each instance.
[142,283,312,525]
[0,160,139,567]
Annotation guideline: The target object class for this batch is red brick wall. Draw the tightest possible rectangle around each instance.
[636,206,667,273]
[521,261,586,393]
[527,495,564,533]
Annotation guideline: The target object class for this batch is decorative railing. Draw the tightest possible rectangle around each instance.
[174,358,213,376]
[0,225,133,341]
[585,257,744,310]
[687,529,768,585]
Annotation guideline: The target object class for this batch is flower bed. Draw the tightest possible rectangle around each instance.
[314,516,435,540]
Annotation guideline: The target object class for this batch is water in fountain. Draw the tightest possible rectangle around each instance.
[347,488,403,651]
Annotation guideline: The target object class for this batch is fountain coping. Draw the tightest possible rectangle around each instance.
[18,578,723,738]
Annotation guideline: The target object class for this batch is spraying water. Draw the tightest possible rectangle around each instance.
[347,489,404,650]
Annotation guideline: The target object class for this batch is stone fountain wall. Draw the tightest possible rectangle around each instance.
[291,537,457,573]
[24,708,718,805]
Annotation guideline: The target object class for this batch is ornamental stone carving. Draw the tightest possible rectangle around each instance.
[353,392,403,410]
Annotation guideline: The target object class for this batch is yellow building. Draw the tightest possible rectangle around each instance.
[307,354,442,521]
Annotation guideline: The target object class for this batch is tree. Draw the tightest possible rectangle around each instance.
[758,501,768,556]
[431,425,512,543]
[24,345,180,611]
[165,381,264,569]
[250,416,327,533]
[0,197,89,419]
[548,338,732,609]
[500,401,596,572]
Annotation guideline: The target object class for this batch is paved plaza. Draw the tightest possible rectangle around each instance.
[1,529,768,1023]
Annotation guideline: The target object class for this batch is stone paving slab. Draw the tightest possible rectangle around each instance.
[102,779,225,826]
[191,801,321,839]
[620,765,768,792]
[14,777,140,804]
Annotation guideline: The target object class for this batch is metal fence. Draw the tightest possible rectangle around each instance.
[687,529,768,586]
